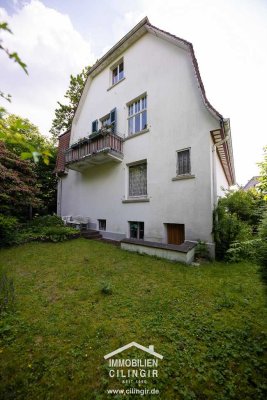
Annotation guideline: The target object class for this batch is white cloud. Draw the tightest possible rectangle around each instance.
[0,0,95,136]
[135,0,267,184]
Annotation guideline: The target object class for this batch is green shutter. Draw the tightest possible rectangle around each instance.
[110,108,116,134]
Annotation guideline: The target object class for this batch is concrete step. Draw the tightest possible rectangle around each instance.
[83,234,102,240]
[81,229,102,240]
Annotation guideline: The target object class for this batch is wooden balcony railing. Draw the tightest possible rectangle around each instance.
[65,132,123,165]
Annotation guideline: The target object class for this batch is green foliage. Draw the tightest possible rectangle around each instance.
[0,21,27,104]
[0,214,18,247]
[258,146,267,198]
[213,189,266,260]
[226,211,267,267]
[50,66,90,139]
[30,214,64,227]
[195,240,210,260]
[213,207,253,260]
[0,141,42,218]
[0,113,58,215]
[0,269,15,314]
[220,188,265,231]
[18,215,79,243]
[0,112,53,164]
[18,226,79,243]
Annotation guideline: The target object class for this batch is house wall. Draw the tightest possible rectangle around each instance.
[59,32,227,246]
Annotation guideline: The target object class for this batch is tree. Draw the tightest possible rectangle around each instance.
[0,21,27,103]
[50,66,90,139]
[0,113,58,215]
[258,146,267,198]
[0,141,41,218]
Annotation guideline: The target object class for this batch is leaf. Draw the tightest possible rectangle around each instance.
[32,151,41,163]
[20,152,33,160]
[8,52,28,74]
[0,22,12,34]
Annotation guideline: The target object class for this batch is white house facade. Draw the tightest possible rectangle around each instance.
[56,18,235,256]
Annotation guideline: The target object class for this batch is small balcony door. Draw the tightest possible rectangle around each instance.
[167,224,185,245]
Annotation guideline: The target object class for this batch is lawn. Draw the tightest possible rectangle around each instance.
[0,238,266,400]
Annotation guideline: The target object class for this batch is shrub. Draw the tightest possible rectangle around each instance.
[0,214,19,247]
[195,240,210,261]
[30,214,64,228]
[226,212,267,266]
[18,225,79,243]
[213,208,253,260]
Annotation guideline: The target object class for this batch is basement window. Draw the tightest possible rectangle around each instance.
[98,219,106,231]
[129,221,144,240]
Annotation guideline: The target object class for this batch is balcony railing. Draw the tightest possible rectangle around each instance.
[65,131,123,171]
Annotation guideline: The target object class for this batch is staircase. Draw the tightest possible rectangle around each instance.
[81,229,102,240]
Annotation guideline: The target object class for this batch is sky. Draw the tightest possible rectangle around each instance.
[0,0,266,185]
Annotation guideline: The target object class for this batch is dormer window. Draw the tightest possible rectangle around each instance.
[112,60,124,85]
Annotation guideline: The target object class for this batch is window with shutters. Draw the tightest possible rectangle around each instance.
[127,94,147,136]
[129,162,147,197]
[177,149,191,175]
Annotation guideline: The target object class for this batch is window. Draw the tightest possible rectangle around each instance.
[100,108,117,134]
[128,95,147,135]
[92,120,98,133]
[129,162,147,197]
[177,149,191,175]
[101,114,110,127]
[129,221,144,240]
[112,60,124,85]
[98,219,106,231]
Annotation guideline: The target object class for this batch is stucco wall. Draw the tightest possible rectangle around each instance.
[59,32,226,244]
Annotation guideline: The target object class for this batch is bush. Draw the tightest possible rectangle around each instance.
[0,214,19,247]
[213,208,253,260]
[226,211,267,266]
[18,225,79,243]
[195,240,210,260]
[30,214,64,228]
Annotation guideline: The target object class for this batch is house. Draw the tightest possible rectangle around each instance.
[55,17,235,259]
[243,176,260,191]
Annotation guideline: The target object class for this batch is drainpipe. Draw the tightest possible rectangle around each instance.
[212,119,230,208]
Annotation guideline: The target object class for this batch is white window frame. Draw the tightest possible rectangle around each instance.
[100,114,110,127]
[176,148,191,176]
[127,94,147,136]
[111,59,124,86]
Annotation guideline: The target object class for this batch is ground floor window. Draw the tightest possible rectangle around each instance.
[98,219,106,231]
[129,221,144,240]
[129,162,147,197]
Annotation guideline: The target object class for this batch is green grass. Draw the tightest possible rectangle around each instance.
[0,239,266,399]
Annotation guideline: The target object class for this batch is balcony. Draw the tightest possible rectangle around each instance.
[65,131,123,172]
